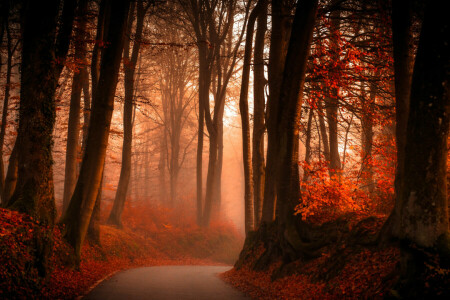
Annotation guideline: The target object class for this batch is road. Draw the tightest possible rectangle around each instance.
[83,265,250,300]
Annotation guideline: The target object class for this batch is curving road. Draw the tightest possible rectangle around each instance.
[83,265,250,300]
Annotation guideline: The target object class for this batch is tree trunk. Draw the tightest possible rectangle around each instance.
[2,142,18,206]
[397,0,449,249]
[61,0,130,265]
[388,0,414,238]
[239,0,263,234]
[62,0,89,213]
[0,21,13,203]
[360,81,375,194]
[252,0,267,228]
[109,0,146,227]
[159,130,167,203]
[8,0,76,277]
[317,98,330,162]
[303,108,314,180]
[325,10,341,174]
[276,0,318,262]
[261,0,290,223]
[87,165,103,245]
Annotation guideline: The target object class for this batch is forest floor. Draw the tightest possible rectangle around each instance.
[221,216,401,299]
[221,213,449,299]
[0,203,244,299]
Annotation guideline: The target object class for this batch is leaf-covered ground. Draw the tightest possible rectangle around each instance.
[220,216,402,300]
[0,204,243,299]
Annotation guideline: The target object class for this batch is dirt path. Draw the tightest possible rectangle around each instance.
[83,265,249,300]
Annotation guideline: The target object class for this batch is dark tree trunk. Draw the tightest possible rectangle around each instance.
[325,11,341,174]
[397,1,449,249]
[360,81,375,194]
[61,0,130,265]
[87,165,103,245]
[303,108,314,180]
[63,0,89,213]
[391,2,449,297]
[262,0,290,223]
[108,0,146,227]
[317,98,330,162]
[276,0,318,262]
[387,0,414,238]
[240,0,264,234]
[2,142,18,206]
[0,21,14,203]
[252,0,267,228]
[8,0,76,277]
[159,130,167,203]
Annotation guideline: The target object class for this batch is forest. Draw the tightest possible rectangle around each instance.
[0,0,449,299]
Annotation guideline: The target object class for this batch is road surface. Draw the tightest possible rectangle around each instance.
[83,265,250,300]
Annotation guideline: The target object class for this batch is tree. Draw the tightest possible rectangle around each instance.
[392,1,449,295]
[275,0,318,261]
[8,0,76,276]
[252,0,267,227]
[108,0,149,227]
[261,0,292,223]
[61,0,130,265]
[62,0,89,213]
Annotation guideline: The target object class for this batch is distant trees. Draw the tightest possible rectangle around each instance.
[179,0,249,227]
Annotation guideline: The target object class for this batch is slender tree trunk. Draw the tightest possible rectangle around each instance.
[63,0,89,213]
[239,0,263,234]
[196,93,204,225]
[87,165,103,245]
[61,0,130,265]
[317,98,330,162]
[252,0,267,227]
[0,22,13,203]
[325,11,341,175]
[303,108,314,181]
[2,142,18,206]
[109,0,146,227]
[159,130,167,203]
[361,81,375,194]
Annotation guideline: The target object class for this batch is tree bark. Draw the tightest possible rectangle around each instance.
[63,0,89,213]
[8,0,76,277]
[388,0,414,238]
[252,0,267,228]
[108,0,146,227]
[61,0,130,265]
[325,10,341,174]
[240,0,264,234]
[0,20,14,203]
[2,142,18,206]
[276,0,318,262]
[397,1,449,249]
[261,0,290,223]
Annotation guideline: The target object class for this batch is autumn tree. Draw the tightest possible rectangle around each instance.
[61,0,130,265]
[7,0,76,276]
[62,0,89,213]
[108,0,150,227]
